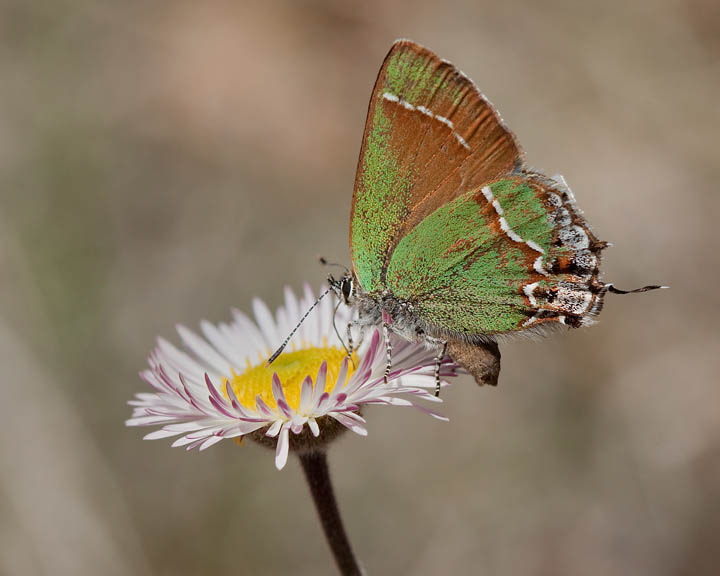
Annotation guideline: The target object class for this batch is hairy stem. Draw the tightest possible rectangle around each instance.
[299,451,362,576]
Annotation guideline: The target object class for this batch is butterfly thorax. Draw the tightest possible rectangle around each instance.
[356,288,427,343]
[328,272,428,344]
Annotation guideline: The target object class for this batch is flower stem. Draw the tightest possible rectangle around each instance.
[299,451,362,576]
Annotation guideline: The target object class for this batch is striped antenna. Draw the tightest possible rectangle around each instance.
[266,288,331,366]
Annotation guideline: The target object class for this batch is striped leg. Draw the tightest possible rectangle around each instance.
[382,322,393,384]
[344,320,362,369]
[434,341,447,397]
[346,321,354,356]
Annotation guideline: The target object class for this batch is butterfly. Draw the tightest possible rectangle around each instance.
[270,40,663,392]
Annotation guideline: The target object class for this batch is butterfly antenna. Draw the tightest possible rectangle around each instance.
[605,283,668,295]
[319,256,349,274]
[266,288,331,366]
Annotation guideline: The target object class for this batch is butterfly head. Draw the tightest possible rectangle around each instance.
[328,272,354,305]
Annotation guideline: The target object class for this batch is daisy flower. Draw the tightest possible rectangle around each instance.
[127,284,457,469]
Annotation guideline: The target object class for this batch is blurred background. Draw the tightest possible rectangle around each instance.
[1,1,718,574]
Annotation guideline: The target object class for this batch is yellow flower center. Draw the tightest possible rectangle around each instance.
[224,343,357,412]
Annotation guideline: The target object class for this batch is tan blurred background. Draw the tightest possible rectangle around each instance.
[1,1,719,575]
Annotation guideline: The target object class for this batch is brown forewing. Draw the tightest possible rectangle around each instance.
[350,40,525,282]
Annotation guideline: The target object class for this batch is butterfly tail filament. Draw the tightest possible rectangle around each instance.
[606,283,668,295]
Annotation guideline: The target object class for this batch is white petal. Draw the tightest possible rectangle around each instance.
[177,325,232,375]
[230,309,267,355]
[143,429,181,440]
[156,337,207,380]
[302,283,320,345]
[317,285,333,342]
[253,298,280,349]
[199,436,224,451]
[200,320,248,368]
[308,418,320,437]
[283,286,301,346]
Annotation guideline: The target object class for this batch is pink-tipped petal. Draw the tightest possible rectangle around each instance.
[290,418,304,434]
[172,434,202,448]
[266,419,283,437]
[208,395,237,419]
[199,435,224,451]
[313,362,328,405]
[275,426,290,470]
[334,357,348,395]
[299,375,314,413]
[316,392,330,410]
[330,413,368,436]
[276,398,294,419]
[271,373,288,405]
[255,396,276,418]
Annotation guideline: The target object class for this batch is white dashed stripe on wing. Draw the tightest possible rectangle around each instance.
[480,185,549,277]
[523,282,540,307]
[382,92,471,150]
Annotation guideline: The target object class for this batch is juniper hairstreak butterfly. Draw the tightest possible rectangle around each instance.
[271,40,664,393]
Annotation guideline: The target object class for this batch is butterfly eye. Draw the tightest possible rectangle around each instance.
[341,278,353,302]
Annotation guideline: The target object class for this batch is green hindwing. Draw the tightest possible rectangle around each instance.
[385,176,603,336]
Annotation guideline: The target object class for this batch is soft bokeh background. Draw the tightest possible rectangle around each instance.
[1,1,718,574]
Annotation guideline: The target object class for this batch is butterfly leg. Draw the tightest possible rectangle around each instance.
[433,341,448,397]
[344,320,361,369]
[382,321,393,384]
[422,335,448,397]
[346,321,355,356]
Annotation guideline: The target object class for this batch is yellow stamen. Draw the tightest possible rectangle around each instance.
[223,347,357,412]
